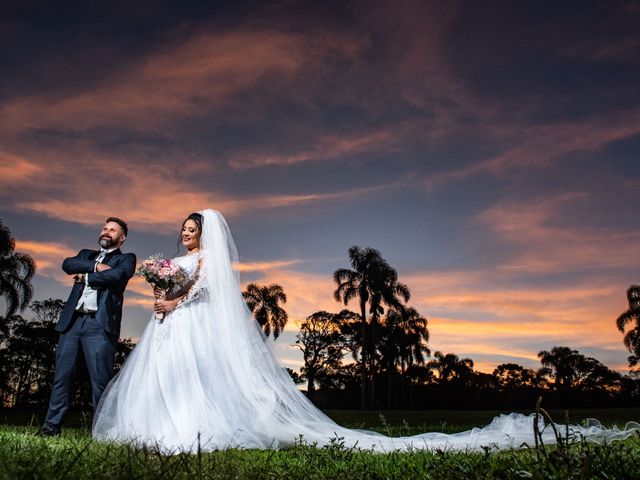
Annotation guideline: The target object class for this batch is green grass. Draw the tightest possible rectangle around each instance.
[1,409,639,479]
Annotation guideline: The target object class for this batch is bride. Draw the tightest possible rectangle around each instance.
[92,209,638,453]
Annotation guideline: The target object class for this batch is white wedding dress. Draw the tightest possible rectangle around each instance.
[93,210,639,453]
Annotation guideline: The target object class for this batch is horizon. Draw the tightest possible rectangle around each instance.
[1,1,638,375]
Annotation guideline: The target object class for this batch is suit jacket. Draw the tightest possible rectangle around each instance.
[57,248,137,337]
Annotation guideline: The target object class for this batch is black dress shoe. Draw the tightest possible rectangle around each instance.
[38,427,60,437]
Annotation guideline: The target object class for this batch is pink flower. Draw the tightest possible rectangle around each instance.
[136,254,188,293]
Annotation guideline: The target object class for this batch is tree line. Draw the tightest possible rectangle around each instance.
[290,307,640,410]
[1,219,640,411]
[0,299,134,409]
[242,246,640,410]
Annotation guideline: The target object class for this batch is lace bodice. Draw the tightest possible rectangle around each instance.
[172,253,200,278]
[172,253,207,309]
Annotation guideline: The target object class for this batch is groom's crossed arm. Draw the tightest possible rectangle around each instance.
[88,253,136,290]
[62,250,136,290]
[62,249,100,274]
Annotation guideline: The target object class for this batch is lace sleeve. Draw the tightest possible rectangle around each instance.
[175,257,208,309]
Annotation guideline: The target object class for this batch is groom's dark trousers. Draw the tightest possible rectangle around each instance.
[43,248,136,434]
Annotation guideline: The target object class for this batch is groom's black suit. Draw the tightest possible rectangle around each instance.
[43,248,136,434]
[56,249,136,337]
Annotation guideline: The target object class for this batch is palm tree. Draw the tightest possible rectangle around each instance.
[394,307,430,373]
[242,283,288,340]
[427,351,474,384]
[366,263,410,406]
[0,220,35,317]
[333,246,382,409]
[380,307,430,408]
[616,285,640,372]
[333,245,410,408]
[537,346,581,390]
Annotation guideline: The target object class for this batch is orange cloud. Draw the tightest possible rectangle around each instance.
[475,193,640,273]
[0,27,367,134]
[0,145,384,232]
[240,267,341,332]
[236,259,304,272]
[424,112,640,188]
[15,240,77,284]
[0,153,41,183]
[125,275,155,299]
[403,269,633,372]
[1,31,300,132]
[228,126,407,169]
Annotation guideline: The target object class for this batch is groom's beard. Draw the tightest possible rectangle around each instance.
[99,236,117,248]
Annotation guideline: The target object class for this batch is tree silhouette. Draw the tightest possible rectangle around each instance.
[536,346,620,392]
[404,365,436,386]
[31,298,65,324]
[493,363,539,389]
[333,245,410,408]
[0,219,35,317]
[333,246,378,408]
[1,313,57,406]
[616,285,640,373]
[295,310,350,394]
[0,299,137,409]
[573,356,621,392]
[336,309,365,365]
[537,346,581,390]
[115,337,136,373]
[0,315,23,405]
[21,299,63,404]
[286,368,304,385]
[381,307,430,373]
[428,351,474,384]
[242,283,288,339]
[366,263,410,407]
[378,307,430,408]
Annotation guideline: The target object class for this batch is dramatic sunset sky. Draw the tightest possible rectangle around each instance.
[1,1,638,374]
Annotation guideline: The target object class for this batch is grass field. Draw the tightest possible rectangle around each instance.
[1,408,639,479]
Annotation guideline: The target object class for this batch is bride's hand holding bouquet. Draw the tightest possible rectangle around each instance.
[137,255,188,320]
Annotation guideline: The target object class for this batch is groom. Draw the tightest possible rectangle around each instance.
[42,217,136,436]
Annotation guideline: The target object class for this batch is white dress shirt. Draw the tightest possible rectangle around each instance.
[76,247,116,313]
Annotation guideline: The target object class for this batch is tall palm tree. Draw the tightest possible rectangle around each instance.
[366,263,410,406]
[334,246,382,408]
[380,307,430,408]
[616,285,640,371]
[333,245,410,408]
[0,220,35,317]
[242,283,288,340]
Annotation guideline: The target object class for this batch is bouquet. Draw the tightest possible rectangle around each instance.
[137,255,188,320]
